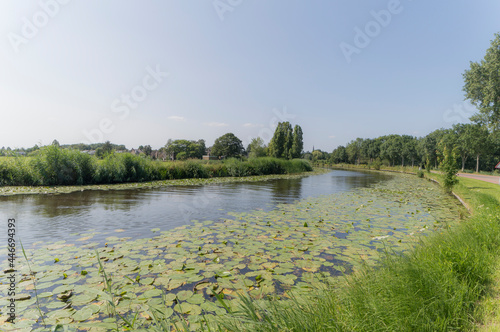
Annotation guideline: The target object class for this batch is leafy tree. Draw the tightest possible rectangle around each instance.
[330,145,348,164]
[52,139,60,147]
[441,147,458,193]
[463,33,500,131]
[401,135,417,166]
[142,145,152,157]
[269,122,291,158]
[164,139,206,160]
[346,138,364,164]
[468,125,491,172]
[380,135,403,166]
[247,137,267,158]
[291,125,304,158]
[211,133,244,158]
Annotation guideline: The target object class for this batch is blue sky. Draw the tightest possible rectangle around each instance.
[1,1,499,152]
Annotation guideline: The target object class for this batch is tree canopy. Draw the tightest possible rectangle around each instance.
[211,133,244,158]
[463,33,500,131]
[268,122,303,159]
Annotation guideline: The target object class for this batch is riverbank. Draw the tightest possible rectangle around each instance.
[0,167,325,197]
[218,165,500,331]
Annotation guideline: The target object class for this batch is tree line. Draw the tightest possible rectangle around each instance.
[322,123,494,172]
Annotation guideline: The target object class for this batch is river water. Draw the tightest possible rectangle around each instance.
[0,170,390,258]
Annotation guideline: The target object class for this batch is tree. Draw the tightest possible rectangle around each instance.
[291,125,304,158]
[441,146,458,193]
[463,33,500,131]
[211,133,244,158]
[268,122,291,158]
[346,138,364,164]
[468,125,491,172]
[142,145,152,157]
[164,139,206,160]
[380,135,403,166]
[52,139,60,147]
[330,145,348,164]
[247,137,267,158]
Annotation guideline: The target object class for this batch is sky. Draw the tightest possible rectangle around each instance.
[1,1,499,152]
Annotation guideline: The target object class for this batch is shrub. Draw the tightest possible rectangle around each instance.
[416,170,424,178]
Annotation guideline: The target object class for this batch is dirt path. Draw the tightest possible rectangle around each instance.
[457,173,500,185]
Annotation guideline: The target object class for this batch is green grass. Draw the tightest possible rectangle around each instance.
[216,171,500,331]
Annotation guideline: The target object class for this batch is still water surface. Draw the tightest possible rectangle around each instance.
[0,170,391,252]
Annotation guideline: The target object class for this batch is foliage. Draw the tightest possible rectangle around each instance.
[291,124,304,158]
[0,146,312,186]
[247,137,267,158]
[268,122,303,159]
[464,33,500,131]
[211,133,244,158]
[164,139,206,160]
[441,147,459,192]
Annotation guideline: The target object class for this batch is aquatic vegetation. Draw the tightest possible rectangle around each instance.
[0,173,461,330]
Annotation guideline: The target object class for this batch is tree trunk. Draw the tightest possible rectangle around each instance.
[461,155,465,172]
[412,157,414,167]
[476,154,480,173]
[402,156,404,167]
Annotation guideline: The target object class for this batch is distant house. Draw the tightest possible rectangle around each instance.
[16,151,26,156]
[130,149,143,155]
[82,150,96,155]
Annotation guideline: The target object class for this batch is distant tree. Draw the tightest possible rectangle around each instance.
[211,133,244,158]
[52,139,60,147]
[268,122,291,158]
[346,138,364,164]
[380,135,403,166]
[312,149,327,161]
[330,145,348,164]
[247,137,267,158]
[401,135,417,166]
[143,145,152,157]
[291,125,304,158]
[468,125,491,172]
[102,141,113,154]
[463,33,500,132]
[164,139,206,160]
[441,146,458,193]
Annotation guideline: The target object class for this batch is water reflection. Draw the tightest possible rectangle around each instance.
[0,170,391,251]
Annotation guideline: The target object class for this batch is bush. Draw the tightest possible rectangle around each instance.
[416,170,424,178]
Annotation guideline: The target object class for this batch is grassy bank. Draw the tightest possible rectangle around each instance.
[218,168,500,331]
[0,145,312,187]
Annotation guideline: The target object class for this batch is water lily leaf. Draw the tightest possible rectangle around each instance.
[73,306,94,321]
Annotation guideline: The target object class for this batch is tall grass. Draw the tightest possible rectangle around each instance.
[218,176,500,331]
[0,146,312,186]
